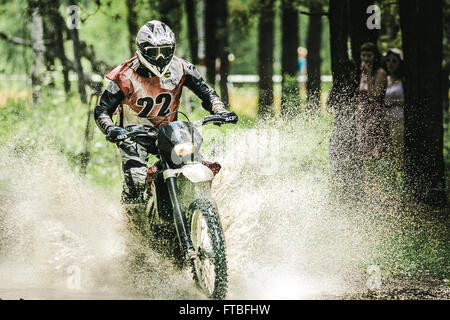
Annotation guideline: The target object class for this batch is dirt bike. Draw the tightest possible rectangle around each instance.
[116,111,238,300]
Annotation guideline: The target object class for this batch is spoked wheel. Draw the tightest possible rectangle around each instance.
[188,198,227,299]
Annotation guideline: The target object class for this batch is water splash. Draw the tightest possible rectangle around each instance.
[0,114,447,300]
[202,115,381,299]
[0,140,202,299]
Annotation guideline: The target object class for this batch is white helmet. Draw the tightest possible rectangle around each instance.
[136,20,175,77]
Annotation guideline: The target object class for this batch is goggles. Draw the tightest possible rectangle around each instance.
[143,45,174,60]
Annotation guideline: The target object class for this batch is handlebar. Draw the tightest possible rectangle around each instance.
[113,125,157,143]
[115,112,238,142]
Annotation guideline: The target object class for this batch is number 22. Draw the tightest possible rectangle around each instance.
[137,93,172,118]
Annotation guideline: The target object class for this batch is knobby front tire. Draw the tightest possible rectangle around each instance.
[188,198,228,300]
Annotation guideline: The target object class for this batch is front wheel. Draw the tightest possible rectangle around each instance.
[188,198,228,299]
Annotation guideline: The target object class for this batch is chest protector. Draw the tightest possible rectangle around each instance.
[106,56,186,128]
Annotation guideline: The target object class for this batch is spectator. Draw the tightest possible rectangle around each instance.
[384,48,405,171]
[297,47,308,75]
[355,42,391,161]
[297,47,308,98]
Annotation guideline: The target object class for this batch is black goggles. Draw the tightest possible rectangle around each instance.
[143,46,174,60]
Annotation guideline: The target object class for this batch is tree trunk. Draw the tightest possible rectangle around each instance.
[258,0,275,117]
[348,0,379,68]
[126,0,138,57]
[69,0,87,103]
[40,1,55,88]
[43,1,71,93]
[217,0,229,106]
[280,0,300,117]
[306,2,323,112]
[380,0,400,43]
[399,0,446,207]
[196,0,206,77]
[71,28,86,103]
[328,0,363,201]
[443,64,449,111]
[54,11,71,93]
[158,0,182,43]
[29,0,46,106]
[185,0,198,65]
[204,0,217,85]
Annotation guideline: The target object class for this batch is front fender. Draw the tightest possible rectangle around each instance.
[163,163,214,183]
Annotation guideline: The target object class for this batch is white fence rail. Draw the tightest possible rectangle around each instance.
[3,74,450,84]
[227,74,332,83]
[0,73,333,84]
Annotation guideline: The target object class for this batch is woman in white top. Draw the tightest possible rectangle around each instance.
[384,48,405,171]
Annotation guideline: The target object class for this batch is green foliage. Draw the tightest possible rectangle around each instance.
[229,0,259,31]
[376,219,450,278]
[298,3,331,76]
[70,0,130,66]
[281,73,301,114]
[444,0,450,65]
[228,14,259,74]
[0,0,336,77]
[0,88,122,193]
[0,0,32,74]
[444,110,450,191]
[377,0,402,53]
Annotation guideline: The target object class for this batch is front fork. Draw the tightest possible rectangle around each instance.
[161,161,196,260]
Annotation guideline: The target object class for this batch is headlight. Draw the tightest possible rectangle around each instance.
[173,142,194,156]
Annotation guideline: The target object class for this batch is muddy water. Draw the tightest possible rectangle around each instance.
[0,117,441,300]
[0,145,203,299]
[196,118,378,298]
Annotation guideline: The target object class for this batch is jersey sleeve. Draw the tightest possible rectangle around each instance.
[94,80,125,134]
[181,60,227,114]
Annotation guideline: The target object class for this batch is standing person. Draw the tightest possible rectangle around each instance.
[384,48,405,172]
[297,47,308,98]
[355,42,390,161]
[94,20,235,219]
[355,42,395,197]
[297,47,308,75]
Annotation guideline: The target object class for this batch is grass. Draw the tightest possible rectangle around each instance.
[0,87,122,194]
[444,109,450,194]
[375,215,449,278]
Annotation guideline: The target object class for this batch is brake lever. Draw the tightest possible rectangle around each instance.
[116,129,157,142]
[193,119,204,127]
[194,112,237,127]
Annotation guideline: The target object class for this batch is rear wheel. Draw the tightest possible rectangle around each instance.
[188,198,227,299]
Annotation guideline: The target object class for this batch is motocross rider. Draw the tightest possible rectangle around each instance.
[94,20,235,214]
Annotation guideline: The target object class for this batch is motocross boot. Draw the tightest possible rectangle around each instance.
[123,202,151,238]
[121,173,151,238]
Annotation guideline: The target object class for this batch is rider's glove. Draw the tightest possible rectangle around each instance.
[106,126,129,143]
[211,102,227,115]
[219,111,239,124]
[211,103,238,124]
